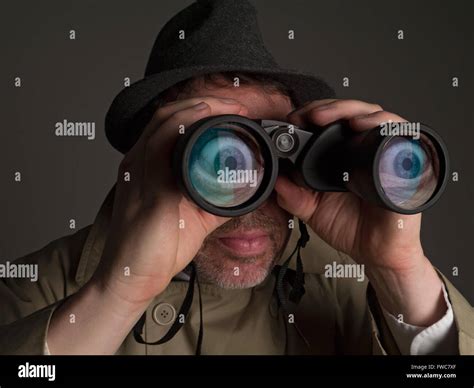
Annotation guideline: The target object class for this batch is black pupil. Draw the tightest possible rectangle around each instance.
[225,156,238,170]
[402,158,413,171]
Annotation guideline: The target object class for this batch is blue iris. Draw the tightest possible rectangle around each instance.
[393,148,422,179]
[378,137,436,210]
[213,141,246,174]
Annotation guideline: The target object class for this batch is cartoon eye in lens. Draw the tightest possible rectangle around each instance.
[392,147,423,179]
[213,137,253,172]
[378,136,439,210]
[188,126,264,207]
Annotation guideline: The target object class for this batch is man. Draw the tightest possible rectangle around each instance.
[1,0,472,355]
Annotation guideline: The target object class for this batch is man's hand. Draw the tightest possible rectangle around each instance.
[275,99,447,326]
[48,97,248,354]
[93,97,248,305]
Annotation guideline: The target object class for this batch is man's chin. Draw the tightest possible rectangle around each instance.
[194,254,276,289]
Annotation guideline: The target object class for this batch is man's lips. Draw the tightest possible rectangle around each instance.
[216,229,270,257]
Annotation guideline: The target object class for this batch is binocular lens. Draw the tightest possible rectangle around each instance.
[378,135,439,211]
[188,125,265,207]
[175,115,448,216]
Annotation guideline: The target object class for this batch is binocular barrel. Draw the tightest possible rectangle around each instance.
[298,121,449,214]
[173,115,449,217]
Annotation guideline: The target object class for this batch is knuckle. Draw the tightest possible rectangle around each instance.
[151,105,169,123]
[337,99,383,112]
[169,108,193,123]
[238,104,249,115]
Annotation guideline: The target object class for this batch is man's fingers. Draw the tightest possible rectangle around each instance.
[348,111,407,131]
[153,96,245,126]
[143,100,249,194]
[288,99,383,127]
[130,96,248,155]
[291,98,338,114]
[287,99,337,126]
[274,176,318,223]
[144,102,212,191]
[118,97,249,204]
[147,99,246,155]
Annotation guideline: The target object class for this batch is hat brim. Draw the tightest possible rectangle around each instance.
[105,65,336,153]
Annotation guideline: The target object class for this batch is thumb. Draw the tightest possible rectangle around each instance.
[274,176,318,222]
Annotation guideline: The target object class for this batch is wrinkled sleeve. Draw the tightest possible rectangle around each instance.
[382,283,457,355]
[0,228,87,355]
[367,269,474,355]
[0,302,61,355]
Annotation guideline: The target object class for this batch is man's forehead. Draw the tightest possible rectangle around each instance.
[179,84,293,121]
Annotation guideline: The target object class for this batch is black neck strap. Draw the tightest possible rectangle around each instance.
[132,262,203,355]
[132,219,310,354]
[274,219,310,348]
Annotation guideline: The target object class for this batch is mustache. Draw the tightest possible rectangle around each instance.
[213,208,281,235]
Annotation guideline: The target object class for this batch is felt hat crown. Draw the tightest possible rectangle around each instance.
[105,0,335,153]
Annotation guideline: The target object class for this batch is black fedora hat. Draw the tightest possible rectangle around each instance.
[105,0,336,154]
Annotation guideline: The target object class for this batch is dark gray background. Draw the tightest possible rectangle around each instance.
[1,0,473,302]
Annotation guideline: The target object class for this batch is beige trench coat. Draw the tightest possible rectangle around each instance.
[0,190,473,355]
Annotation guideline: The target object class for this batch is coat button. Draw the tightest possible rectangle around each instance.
[152,303,177,325]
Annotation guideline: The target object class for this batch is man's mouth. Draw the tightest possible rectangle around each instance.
[215,229,271,257]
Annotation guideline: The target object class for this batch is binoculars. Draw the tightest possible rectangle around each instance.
[172,115,449,217]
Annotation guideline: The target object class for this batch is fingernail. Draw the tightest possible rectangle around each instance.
[193,102,209,110]
[220,98,238,104]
